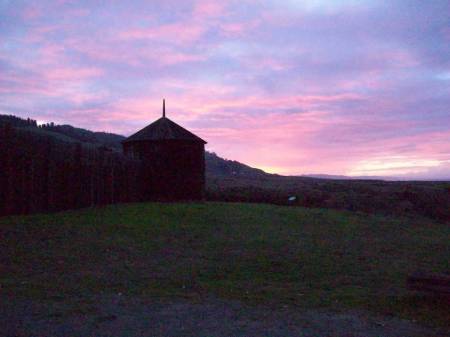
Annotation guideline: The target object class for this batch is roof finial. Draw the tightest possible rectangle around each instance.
[163,98,166,118]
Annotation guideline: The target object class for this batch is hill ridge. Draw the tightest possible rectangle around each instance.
[0,114,269,179]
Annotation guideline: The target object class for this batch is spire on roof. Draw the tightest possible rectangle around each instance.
[163,99,166,118]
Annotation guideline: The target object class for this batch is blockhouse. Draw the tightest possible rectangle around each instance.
[122,100,207,200]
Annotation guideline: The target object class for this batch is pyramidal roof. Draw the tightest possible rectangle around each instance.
[123,117,206,143]
[123,101,206,144]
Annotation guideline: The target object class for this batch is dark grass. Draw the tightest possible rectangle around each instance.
[1,202,449,326]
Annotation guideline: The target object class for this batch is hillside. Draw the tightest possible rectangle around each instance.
[0,114,268,178]
[1,114,449,221]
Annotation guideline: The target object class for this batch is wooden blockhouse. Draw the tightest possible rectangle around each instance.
[122,100,206,200]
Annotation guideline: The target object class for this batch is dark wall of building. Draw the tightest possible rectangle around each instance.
[123,140,205,200]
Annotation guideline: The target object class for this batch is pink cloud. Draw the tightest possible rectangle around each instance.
[45,67,103,81]
[192,0,226,18]
[0,73,50,95]
[160,53,205,65]
[119,23,206,45]
[100,90,369,174]
[21,24,63,44]
[22,5,42,20]
[1,0,449,179]
[222,22,258,38]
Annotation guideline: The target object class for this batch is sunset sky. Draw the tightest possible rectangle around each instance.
[1,0,449,179]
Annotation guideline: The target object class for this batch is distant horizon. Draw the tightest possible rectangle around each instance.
[1,1,449,180]
[2,112,448,182]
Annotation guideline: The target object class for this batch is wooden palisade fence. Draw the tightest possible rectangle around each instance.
[0,125,142,216]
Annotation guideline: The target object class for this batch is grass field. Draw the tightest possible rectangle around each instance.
[1,202,449,326]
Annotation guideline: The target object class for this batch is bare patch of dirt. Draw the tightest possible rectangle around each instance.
[1,294,447,337]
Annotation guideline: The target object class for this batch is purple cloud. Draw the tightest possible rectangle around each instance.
[0,0,449,179]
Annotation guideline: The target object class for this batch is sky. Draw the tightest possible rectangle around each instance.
[1,0,449,179]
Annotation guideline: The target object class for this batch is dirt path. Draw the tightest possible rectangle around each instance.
[1,295,447,337]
